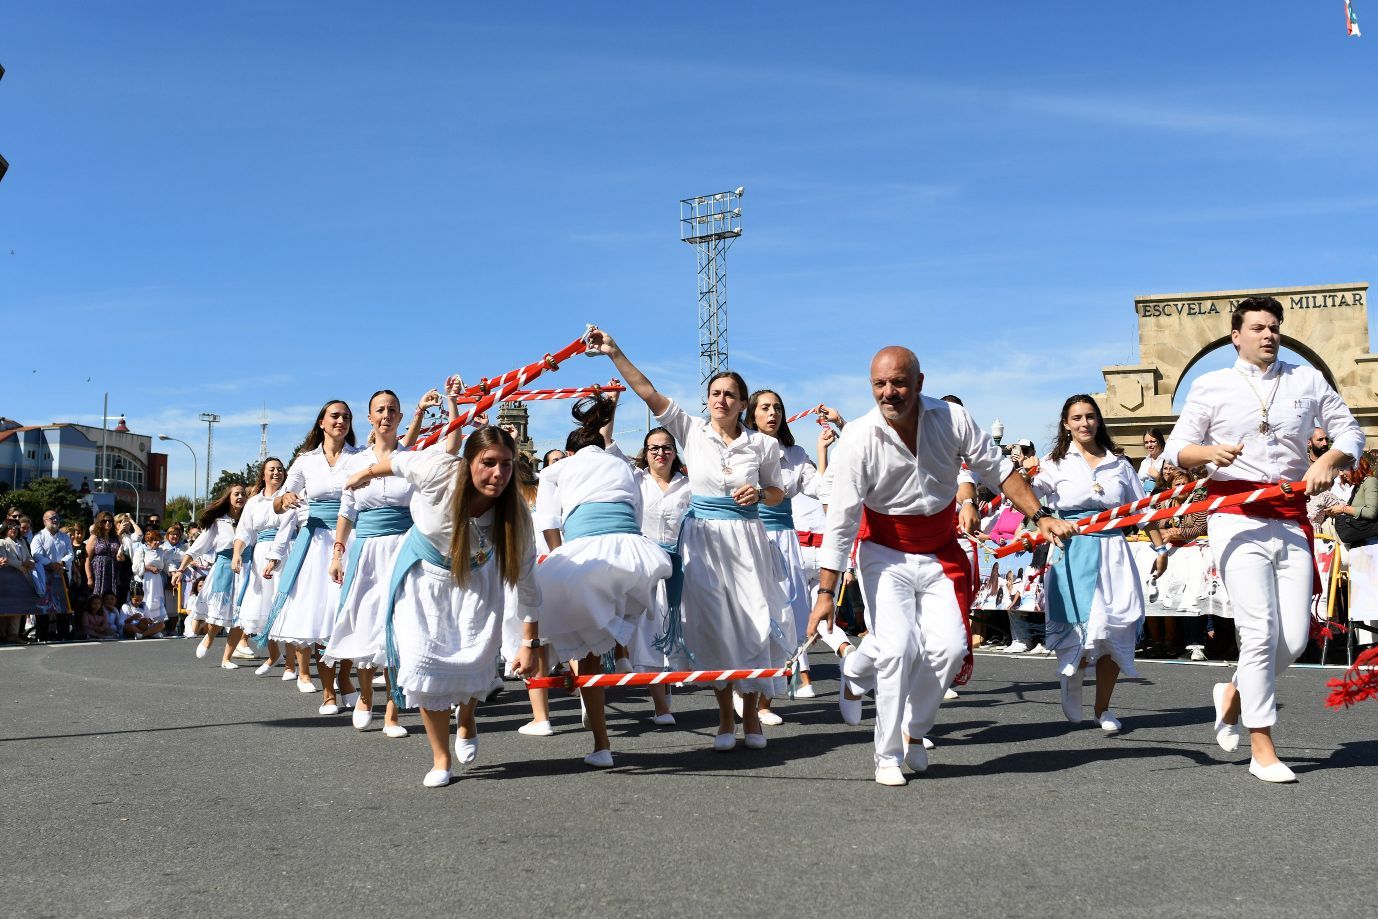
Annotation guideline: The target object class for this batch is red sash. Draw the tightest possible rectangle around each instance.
[859,502,976,685]
[797,531,823,549]
[1204,480,1319,596]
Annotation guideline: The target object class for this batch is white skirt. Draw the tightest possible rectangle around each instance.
[139,571,167,621]
[236,542,277,635]
[536,533,671,663]
[767,528,812,687]
[1046,536,1143,677]
[322,532,405,669]
[393,557,506,711]
[679,515,790,695]
[269,528,343,647]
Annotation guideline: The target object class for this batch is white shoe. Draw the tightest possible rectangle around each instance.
[584,748,614,768]
[254,662,274,676]
[231,646,256,659]
[651,712,676,726]
[1248,758,1297,783]
[518,720,554,736]
[352,706,373,730]
[614,657,633,673]
[757,709,783,726]
[1060,670,1085,724]
[1098,711,1122,733]
[1212,683,1241,753]
[923,737,935,750]
[297,679,318,694]
[1028,643,1049,656]
[422,769,451,788]
[875,764,907,787]
[1188,646,1207,662]
[382,724,409,738]
[318,702,340,715]
[282,669,297,682]
[839,689,863,726]
[194,641,210,659]
[713,732,736,752]
[793,683,817,699]
[903,741,929,773]
[743,732,767,750]
[1004,640,1030,654]
[457,735,478,765]
[943,688,959,700]
[219,661,239,670]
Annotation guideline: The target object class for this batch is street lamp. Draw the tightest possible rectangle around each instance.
[198,413,220,502]
[109,479,140,522]
[991,418,1005,445]
[158,435,199,519]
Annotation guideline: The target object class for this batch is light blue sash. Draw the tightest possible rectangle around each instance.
[562,501,641,541]
[255,528,277,542]
[686,495,759,521]
[651,542,692,662]
[1044,506,1121,625]
[759,497,795,532]
[252,499,340,646]
[383,527,451,707]
[206,545,252,614]
[337,505,414,615]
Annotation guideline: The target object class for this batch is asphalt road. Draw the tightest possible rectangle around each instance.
[1,639,1371,919]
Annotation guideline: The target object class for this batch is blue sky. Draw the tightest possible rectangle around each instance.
[6,2,1376,499]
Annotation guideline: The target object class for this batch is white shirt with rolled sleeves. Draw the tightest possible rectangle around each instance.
[1164,356,1363,733]
[819,398,1012,572]
[29,529,73,594]
[1163,358,1363,482]
[654,398,784,498]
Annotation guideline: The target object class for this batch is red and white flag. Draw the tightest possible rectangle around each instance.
[1348,0,1362,37]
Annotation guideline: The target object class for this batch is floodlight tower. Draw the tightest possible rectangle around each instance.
[680,186,743,406]
[198,412,220,499]
[257,404,269,465]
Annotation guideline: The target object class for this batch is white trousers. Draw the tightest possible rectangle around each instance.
[842,541,967,768]
[1208,514,1313,729]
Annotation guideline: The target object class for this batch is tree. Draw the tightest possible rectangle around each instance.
[209,462,261,500]
[164,496,194,525]
[4,477,85,528]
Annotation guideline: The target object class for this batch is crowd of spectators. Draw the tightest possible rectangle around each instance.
[0,505,203,645]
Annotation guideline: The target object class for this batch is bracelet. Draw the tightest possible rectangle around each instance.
[333,541,346,554]
[817,587,836,598]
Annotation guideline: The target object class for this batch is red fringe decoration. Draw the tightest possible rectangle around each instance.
[1326,646,1378,710]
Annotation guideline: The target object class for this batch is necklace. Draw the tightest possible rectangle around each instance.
[468,519,491,569]
[1234,367,1281,435]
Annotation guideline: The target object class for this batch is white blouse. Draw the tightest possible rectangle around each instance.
[605,441,692,546]
[339,448,414,521]
[1032,450,1144,514]
[187,517,239,562]
[533,445,641,532]
[235,490,295,548]
[655,399,784,497]
[283,445,365,504]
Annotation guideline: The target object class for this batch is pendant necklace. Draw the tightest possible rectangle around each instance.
[469,519,491,569]
[1234,367,1281,435]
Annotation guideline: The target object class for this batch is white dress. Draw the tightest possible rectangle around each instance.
[322,449,414,669]
[268,445,362,647]
[389,447,541,711]
[1032,451,1146,677]
[234,490,294,636]
[767,443,821,659]
[656,399,790,694]
[533,444,671,664]
[131,543,168,621]
[186,518,241,628]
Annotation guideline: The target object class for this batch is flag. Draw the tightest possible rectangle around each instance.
[1348,0,1362,37]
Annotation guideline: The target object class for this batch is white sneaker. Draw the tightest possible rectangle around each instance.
[943,688,959,700]
[1004,641,1030,654]
[1098,711,1122,733]
[518,720,554,736]
[793,683,817,699]
[1028,643,1049,656]
[1188,645,1207,662]
[875,764,907,787]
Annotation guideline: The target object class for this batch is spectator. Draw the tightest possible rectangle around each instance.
[1002,569,1037,654]
[66,523,91,638]
[82,594,118,640]
[30,509,74,642]
[1328,450,1378,549]
[542,448,565,469]
[114,513,142,603]
[120,589,165,639]
[1139,428,1167,493]
[1,518,40,642]
[86,512,121,602]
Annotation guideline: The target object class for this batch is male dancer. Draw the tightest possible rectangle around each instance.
[807,346,1076,786]
[1165,296,1361,783]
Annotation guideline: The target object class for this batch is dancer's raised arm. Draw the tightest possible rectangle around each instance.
[586,328,668,417]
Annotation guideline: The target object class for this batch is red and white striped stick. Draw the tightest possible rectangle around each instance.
[1075,476,1209,529]
[993,481,1297,559]
[412,332,593,450]
[525,665,796,692]
[455,381,625,404]
[787,406,819,423]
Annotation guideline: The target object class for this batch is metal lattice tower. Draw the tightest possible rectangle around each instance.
[257,404,269,465]
[680,187,743,403]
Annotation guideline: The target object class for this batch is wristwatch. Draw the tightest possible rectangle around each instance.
[1031,508,1055,524]
[521,638,542,649]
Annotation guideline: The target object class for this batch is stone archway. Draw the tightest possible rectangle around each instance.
[1099,282,1378,459]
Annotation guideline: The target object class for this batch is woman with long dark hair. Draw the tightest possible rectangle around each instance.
[590,327,788,752]
[346,426,541,787]
[233,457,293,676]
[85,512,120,605]
[176,484,248,667]
[1031,394,1161,732]
[263,400,362,714]
[324,390,415,735]
[533,395,672,767]
[1139,427,1167,493]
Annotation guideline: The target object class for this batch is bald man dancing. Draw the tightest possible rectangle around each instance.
[808,347,1077,786]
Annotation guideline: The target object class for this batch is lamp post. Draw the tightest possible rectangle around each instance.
[158,435,199,520]
[110,478,140,522]
[198,413,220,502]
[991,418,1005,446]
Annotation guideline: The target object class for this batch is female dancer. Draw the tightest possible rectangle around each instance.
[1031,395,1161,732]
[233,458,292,677]
[346,426,540,787]
[325,390,415,735]
[176,485,248,668]
[263,400,362,713]
[591,327,788,751]
[534,396,672,767]
[744,389,829,717]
